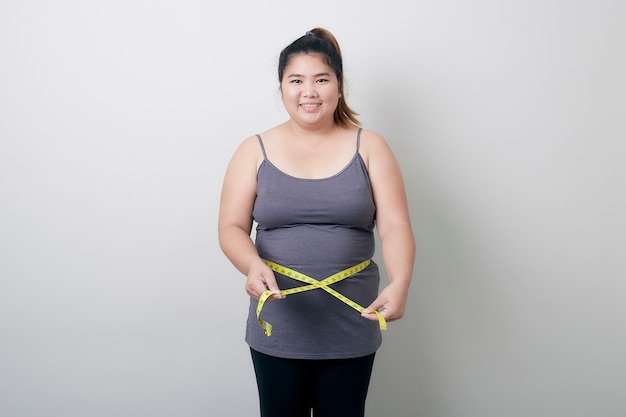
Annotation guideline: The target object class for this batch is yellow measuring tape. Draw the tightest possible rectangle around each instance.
[257,259,387,337]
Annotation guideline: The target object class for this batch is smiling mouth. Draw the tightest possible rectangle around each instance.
[300,103,321,109]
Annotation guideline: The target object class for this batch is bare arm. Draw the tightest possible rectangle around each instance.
[218,137,282,300]
[360,132,416,322]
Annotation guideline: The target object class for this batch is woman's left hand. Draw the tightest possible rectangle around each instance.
[361,281,409,323]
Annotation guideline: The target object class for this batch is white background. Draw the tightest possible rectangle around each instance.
[1,1,624,416]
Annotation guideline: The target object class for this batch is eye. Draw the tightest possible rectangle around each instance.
[290,79,302,84]
[316,78,329,83]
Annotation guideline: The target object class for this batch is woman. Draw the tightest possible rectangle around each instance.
[218,28,415,417]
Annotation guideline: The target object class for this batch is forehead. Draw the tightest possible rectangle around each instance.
[284,53,334,75]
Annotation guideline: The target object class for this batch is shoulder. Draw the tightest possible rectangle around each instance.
[221,134,265,182]
[359,128,388,148]
[358,128,396,168]
[234,134,261,154]
[230,132,267,165]
[232,122,292,168]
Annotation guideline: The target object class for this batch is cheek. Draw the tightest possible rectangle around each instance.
[281,88,299,104]
[323,88,341,104]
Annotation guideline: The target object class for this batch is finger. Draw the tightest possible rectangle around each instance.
[260,274,285,300]
[246,282,265,299]
[246,276,271,299]
[362,298,383,315]
[361,300,384,320]
[381,306,404,322]
[361,310,382,321]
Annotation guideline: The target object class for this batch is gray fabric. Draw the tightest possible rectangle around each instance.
[246,128,383,359]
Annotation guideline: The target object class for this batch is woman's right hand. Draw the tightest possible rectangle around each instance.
[245,260,284,300]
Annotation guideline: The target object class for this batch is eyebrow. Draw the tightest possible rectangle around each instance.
[287,72,332,78]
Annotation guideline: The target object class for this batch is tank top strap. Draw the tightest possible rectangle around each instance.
[255,134,268,160]
[356,127,363,152]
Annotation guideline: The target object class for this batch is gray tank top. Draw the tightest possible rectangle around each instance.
[246,128,383,359]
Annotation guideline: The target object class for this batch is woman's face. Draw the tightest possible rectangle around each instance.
[280,53,340,127]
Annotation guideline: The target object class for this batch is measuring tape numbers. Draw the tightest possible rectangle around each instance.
[256,259,387,337]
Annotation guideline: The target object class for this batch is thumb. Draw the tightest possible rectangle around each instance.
[361,298,383,319]
[262,271,284,299]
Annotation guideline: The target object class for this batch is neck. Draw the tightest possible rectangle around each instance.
[285,119,338,140]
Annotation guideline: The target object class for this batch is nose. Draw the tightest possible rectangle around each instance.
[302,81,318,98]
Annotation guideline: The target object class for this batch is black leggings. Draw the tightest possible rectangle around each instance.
[250,349,376,417]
